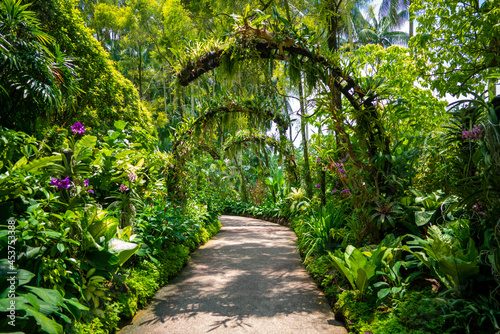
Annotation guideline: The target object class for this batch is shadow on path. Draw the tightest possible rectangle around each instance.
[119,215,347,334]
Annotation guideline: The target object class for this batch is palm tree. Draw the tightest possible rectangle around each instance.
[356,6,409,48]
[0,0,77,131]
[379,0,412,38]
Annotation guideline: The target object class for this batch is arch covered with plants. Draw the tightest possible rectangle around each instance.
[174,10,393,192]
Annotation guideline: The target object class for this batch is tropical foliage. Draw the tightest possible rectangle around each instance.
[1,0,499,333]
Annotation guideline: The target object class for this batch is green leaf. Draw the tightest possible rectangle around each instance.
[25,307,63,334]
[355,268,369,294]
[23,155,60,172]
[75,135,97,150]
[114,120,128,131]
[12,156,27,170]
[25,286,63,306]
[373,281,389,288]
[17,269,35,286]
[107,238,141,266]
[38,300,60,316]
[63,298,89,320]
[40,231,62,238]
[24,293,40,311]
[415,210,435,226]
[88,216,119,241]
[86,249,120,267]
[377,288,391,299]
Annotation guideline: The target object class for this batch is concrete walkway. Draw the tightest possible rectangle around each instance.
[119,215,347,334]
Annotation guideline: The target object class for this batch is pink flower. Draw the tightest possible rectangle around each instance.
[87,189,94,195]
[462,129,473,140]
[462,125,483,140]
[84,179,90,187]
[472,125,483,139]
[315,184,321,188]
[119,184,129,192]
[128,173,137,182]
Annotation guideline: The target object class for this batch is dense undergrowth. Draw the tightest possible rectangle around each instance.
[2,0,500,333]
[0,123,222,333]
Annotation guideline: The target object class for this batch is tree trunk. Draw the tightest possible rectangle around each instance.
[299,78,313,198]
[327,0,344,156]
[409,3,413,39]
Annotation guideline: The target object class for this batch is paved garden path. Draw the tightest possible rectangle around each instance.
[119,215,347,334]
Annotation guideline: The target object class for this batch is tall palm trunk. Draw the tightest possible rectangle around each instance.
[299,78,313,198]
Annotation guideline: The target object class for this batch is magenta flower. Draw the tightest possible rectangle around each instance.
[317,158,321,162]
[58,177,72,189]
[323,167,327,171]
[315,184,321,188]
[71,122,85,135]
[50,177,59,186]
[84,179,90,187]
[341,189,350,194]
[339,168,346,173]
[51,177,72,190]
[119,184,129,192]
[87,189,94,195]
[332,189,337,193]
